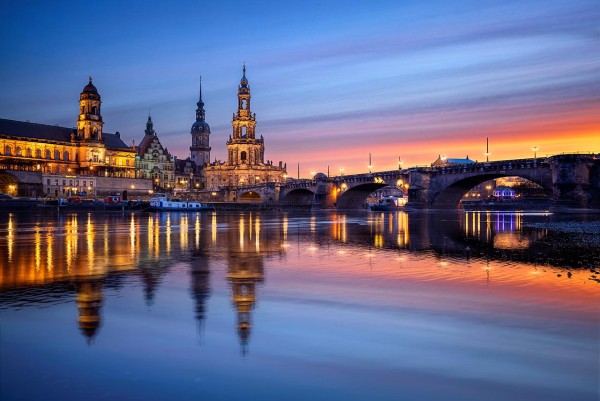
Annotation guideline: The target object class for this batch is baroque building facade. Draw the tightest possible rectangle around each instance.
[204,66,286,192]
[0,78,139,196]
[135,115,175,191]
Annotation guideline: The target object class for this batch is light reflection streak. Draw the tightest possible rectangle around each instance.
[195,214,200,248]
[255,216,261,252]
[46,231,53,273]
[34,228,41,272]
[239,217,245,250]
[130,214,136,258]
[166,214,172,255]
[7,214,14,263]
[180,214,189,251]
[211,213,217,244]
[87,214,95,270]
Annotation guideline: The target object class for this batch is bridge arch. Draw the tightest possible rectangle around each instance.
[336,182,388,209]
[281,188,315,205]
[430,173,551,209]
[238,190,262,203]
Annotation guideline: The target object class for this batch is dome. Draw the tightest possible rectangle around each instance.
[82,77,98,95]
[192,121,210,132]
[313,172,328,181]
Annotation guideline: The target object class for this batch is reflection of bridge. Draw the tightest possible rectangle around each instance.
[276,154,599,209]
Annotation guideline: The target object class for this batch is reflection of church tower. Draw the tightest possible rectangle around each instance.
[190,262,211,336]
[226,65,265,166]
[75,277,104,344]
[77,77,103,141]
[227,255,264,355]
[190,77,211,166]
[139,264,170,306]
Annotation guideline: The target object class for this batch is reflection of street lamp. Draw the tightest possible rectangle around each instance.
[485,184,492,198]
[532,146,538,158]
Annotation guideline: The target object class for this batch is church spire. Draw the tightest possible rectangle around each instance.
[240,63,249,88]
[145,115,155,136]
[196,76,206,122]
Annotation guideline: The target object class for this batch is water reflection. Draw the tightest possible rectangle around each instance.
[0,210,598,348]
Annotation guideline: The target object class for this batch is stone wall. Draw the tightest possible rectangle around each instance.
[95,176,152,199]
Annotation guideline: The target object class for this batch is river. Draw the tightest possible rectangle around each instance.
[0,210,598,401]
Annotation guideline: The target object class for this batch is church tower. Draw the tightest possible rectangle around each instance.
[226,65,265,166]
[77,77,103,141]
[190,77,211,166]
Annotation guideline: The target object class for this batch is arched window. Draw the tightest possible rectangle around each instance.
[4,145,11,156]
[36,149,42,158]
[92,106,97,115]
[15,147,21,156]
[63,151,70,161]
[26,148,33,157]
[54,150,61,160]
[241,151,247,162]
[45,149,51,159]
[241,126,247,138]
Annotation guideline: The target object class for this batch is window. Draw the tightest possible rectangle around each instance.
[91,106,97,115]
[92,153,99,162]
[36,149,42,158]
[62,180,66,186]
[4,145,11,156]
[54,150,61,160]
[15,147,21,156]
[45,150,51,159]
[27,148,32,157]
[63,151,69,161]
[105,157,109,164]
[47,179,50,185]
[83,181,86,187]
[241,151,247,162]
[90,182,93,187]
[241,126,247,138]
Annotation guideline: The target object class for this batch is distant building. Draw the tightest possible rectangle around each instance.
[174,157,202,191]
[135,115,175,191]
[204,66,286,191]
[493,186,517,198]
[431,155,476,167]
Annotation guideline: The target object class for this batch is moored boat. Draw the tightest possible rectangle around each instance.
[148,196,214,212]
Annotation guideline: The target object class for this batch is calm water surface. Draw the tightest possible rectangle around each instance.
[0,210,598,401]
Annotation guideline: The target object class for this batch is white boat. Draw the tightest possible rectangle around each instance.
[148,196,214,212]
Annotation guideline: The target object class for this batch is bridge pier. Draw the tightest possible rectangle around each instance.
[550,155,595,209]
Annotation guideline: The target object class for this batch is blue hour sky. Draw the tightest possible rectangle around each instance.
[1,0,598,175]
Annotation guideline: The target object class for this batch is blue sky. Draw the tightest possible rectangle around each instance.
[1,0,598,175]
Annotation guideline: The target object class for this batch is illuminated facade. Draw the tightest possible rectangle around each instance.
[135,115,175,191]
[0,78,137,195]
[204,66,286,190]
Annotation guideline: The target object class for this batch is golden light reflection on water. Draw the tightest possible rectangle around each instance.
[87,214,95,270]
[0,211,595,295]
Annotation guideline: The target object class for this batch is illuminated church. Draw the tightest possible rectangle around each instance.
[204,66,286,192]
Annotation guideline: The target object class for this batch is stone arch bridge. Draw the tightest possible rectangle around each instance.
[277,154,599,209]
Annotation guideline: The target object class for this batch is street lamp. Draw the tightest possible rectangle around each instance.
[339,167,344,177]
[398,157,403,170]
[532,146,539,158]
